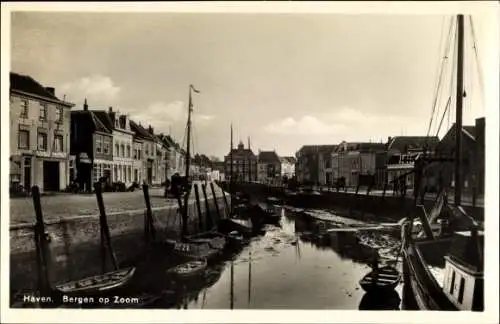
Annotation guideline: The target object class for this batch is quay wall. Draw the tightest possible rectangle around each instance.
[224,182,484,222]
[9,188,230,295]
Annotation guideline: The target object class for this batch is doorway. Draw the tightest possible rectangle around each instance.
[43,161,60,191]
[24,158,31,190]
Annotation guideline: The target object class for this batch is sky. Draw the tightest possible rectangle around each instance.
[10,8,494,159]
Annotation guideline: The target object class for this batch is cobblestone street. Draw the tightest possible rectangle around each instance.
[10,183,227,224]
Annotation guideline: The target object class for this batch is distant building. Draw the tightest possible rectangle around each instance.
[70,100,113,192]
[257,150,282,184]
[280,156,296,179]
[332,142,386,188]
[10,72,74,193]
[224,141,257,182]
[426,118,485,194]
[295,145,320,185]
[130,120,157,185]
[385,136,439,189]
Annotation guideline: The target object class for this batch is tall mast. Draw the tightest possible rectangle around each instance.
[185,85,199,179]
[230,124,234,214]
[454,15,464,205]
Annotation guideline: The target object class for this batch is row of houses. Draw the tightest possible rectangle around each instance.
[295,118,485,194]
[222,141,296,184]
[9,72,194,193]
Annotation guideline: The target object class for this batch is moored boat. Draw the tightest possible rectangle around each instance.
[359,265,401,293]
[55,267,136,296]
[168,258,207,278]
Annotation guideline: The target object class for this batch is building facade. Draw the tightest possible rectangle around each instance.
[280,156,296,179]
[257,150,282,184]
[224,141,257,182]
[295,146,320,185]
[107,109,135,186]
[10,72,74,193]
[333,142,386,188]
[385,136,439,190]
[70,100,113,192]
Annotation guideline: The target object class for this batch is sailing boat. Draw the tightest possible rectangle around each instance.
[401,15,484,311]
[164,85,229,261]
[26,185,136,306]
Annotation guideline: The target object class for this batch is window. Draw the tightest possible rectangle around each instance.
[96,138,102,153]
[127,145,131,158]
[145,145,149,156]
[458,277,465,304]
[37,132,48,151]
[450,271,456,294]
[39,104,47,121]
[18,130,29,149]
[138,149,142,160]
[103,140,110,154]
[55,107,63,123]
[54,135,64,152]
[120,144,125,157]
[20,100,29,118]
[115,144,119,156]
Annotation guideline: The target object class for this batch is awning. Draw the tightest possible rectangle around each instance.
[78,152,92,164]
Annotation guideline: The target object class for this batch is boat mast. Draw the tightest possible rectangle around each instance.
[230,124,234,214]
[454,15,464,205]
[185,86,194,179]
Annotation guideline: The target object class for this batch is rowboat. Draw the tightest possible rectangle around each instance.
[55,267,136,296]
[183,231,227,250]
[166,239,221,260]
[359,265,401,293]
[168,258,207,278]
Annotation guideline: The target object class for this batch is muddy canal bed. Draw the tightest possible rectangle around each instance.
[159,207,405,310]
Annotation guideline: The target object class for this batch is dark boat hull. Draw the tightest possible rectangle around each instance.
[359,266,401,293]
[401,222,458,310]
[54,267,136,296]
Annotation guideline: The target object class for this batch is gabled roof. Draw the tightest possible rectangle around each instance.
[10,72,73,106]
[281,156,297,164]
[92,111,114,131]
[386,136,439,152]
[258,151,281,163]
[297,144,337,155]
[71,110,112,134]
[130,120,155,141]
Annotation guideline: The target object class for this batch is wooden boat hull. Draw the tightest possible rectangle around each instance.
[401,222,458,310]
[55,267,136,296]
[359,266,401,293]
[168,258,207,278]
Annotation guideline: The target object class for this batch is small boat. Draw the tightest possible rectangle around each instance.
[166,239,220,260]
[359,265,401,293]
[218,218,253,236]
[55,267,136,296]
[168,258,207,277]
[183,231,227,250]
[226,231,250,246]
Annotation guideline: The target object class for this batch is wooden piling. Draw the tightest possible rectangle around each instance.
[382,182,387,199]
[355,184,360,195]
[194,183,203,231]
[176,194,185,236]
[142,184,156,242]
[94,183,118,272]
[210,182,222,221]
[32,186,51,296]
[201,184,213,230]
[222,189,230,217]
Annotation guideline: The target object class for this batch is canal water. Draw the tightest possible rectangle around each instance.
[145,206,405,310]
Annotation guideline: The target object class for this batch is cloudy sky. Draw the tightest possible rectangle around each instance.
[10,7,495,159]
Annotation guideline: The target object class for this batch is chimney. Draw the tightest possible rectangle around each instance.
[108,106,113,113]
[45,87,55,95]
[83,98,88,111]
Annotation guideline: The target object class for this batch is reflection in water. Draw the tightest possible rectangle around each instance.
[359,290,401,310]
[56,206,407,309]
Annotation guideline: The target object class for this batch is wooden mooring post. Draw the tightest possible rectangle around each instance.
[32,186,52,296]
[222,189,230,216]
[201,183,213,230]
[355,184,361,195]
[94,182,118,273]
[210,182,222,221]
[382,182,388,199]
[194,183,203,231]
[142,184,156,243]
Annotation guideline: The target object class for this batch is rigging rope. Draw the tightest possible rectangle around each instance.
[447,23,458,134]
[427,16,456,138]
[427,16,450,137]
[469,15,485,109]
